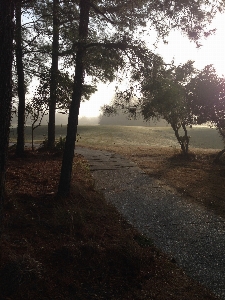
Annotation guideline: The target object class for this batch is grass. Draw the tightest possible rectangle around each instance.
[76,125,224,150]
[73,125,225,219]
[9,124,225,224]
[10,124,224,149]
[4,125,225,299]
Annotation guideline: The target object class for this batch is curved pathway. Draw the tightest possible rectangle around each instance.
[75,146,225,299]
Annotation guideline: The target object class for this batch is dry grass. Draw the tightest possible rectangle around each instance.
[9,125,225,150]
[73,125,225,219]
[86,144,225,220]
[0,148,219,299]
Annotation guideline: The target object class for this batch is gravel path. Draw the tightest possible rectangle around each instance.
[76,146,225,299]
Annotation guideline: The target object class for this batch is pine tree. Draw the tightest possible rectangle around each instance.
[0,0,14,232]
[15,0,26,156]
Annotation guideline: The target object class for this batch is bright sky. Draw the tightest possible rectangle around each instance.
[79,13,225,118]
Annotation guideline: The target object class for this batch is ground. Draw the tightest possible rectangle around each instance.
[0,144,222,299]
[95,145,225,220]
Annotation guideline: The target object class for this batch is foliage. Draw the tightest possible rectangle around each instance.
[186,65,225,160]
[187,65,225,128]
[54,136,66,151]
[141,61,197,154]
[40,135,66,152]
[28,0,225,86]
[34,69,73,113]
[102,61,196,154]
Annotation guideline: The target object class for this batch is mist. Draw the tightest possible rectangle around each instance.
[11,111,169,128]
[10,113,99,127]
[98,112,168,127]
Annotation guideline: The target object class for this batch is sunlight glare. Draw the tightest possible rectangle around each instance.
[149,13,225,76]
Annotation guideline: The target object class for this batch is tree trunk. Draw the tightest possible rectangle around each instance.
[32,125,34,151]
[181,122,189,154]
[48,0,59,149]
[15,1,26,156]
[58,0,90,196]
[0,0,14,231]
[172,123,187,155]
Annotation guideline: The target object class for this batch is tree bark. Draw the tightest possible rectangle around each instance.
[48,0,59,149]
[172,123,187,155]
[0,0,14,230]
[58,0,90,196]
[15,1,26,156]
[181,122,189,154]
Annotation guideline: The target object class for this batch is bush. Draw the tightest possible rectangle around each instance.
[55,136,66,151]
[39,136,66,152]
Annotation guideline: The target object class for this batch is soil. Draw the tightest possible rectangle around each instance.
[0,146,222,299]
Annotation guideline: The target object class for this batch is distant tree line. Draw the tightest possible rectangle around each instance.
[99,110,168,127]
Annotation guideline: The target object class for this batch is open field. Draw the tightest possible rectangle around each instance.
[76,125,224,150]
[10,124,225,150]
[73,126,225,221]
[10,125,225,219]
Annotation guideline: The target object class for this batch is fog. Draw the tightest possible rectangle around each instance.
[10,113,99,127]
[99,112,168,127]
[11,112,168,127]
[54,114,99,125]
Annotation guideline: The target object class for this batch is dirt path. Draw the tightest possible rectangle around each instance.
[76,146,225,300]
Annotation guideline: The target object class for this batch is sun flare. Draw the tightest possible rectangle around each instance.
[153,13,225,76]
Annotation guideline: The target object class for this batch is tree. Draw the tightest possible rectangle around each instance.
[12,0,50,156]
[58,0,158,196]
[187,65,225,160]
[141,61,196,154]
[26,97,48,151]
[58,0,91,195]
[0,0,15,231]
[15,0,26,156]
[0,0,35,230]
[48,0,59,148]
[187,65,225,125]
[33,69,74,114]
[30,0,80,148]
[102,61,196,154]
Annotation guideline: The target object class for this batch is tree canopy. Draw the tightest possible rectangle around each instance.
[102,60,197,154]
[187,65,225,127]
[186,65,225,159]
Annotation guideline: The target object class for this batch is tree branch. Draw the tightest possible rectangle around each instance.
[89,2,115,24]
[85,42,127,50]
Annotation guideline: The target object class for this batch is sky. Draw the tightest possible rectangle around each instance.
[79,13,225,118]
